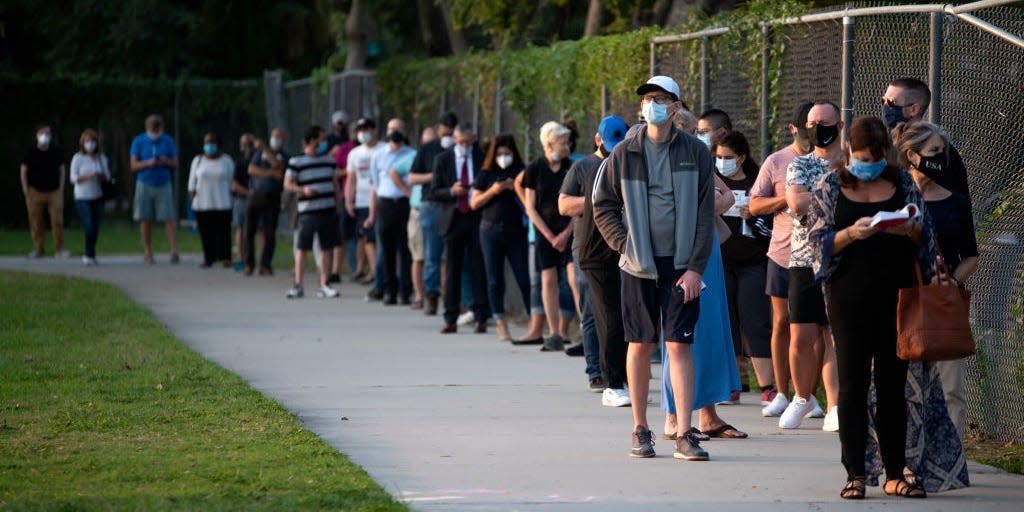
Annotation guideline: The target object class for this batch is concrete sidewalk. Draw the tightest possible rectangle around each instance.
[2,254,1020,511]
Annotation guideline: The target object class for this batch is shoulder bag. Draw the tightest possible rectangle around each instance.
[896,252,975,361]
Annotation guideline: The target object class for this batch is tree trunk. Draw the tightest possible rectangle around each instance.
[584,0,603,37]
[652,0,672,27]
[416,0,451,57]
[344,0,375,70]
[438,0,468,55]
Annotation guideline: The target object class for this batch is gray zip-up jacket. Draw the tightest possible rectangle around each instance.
[592,124,715,280]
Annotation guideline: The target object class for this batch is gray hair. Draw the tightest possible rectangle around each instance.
[893,121,948,168]
[539,121,571,147]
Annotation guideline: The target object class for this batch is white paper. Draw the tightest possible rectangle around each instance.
[724,190,748,217]
[869,204,920,229]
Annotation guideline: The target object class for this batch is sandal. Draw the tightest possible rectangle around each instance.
[702,423,748,439]
[665,427,709,441]
[840,477,866,500]
[884,478,927,498]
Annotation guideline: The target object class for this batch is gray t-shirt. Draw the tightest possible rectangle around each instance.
[644,137,675,257]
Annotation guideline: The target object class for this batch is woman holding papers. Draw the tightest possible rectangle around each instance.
[807,117,935,499]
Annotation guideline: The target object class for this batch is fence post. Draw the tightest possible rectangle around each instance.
[929,12,943,125]
[601,86,609,120]
[473,82,481,135]
[840,16,855,145]
[760,24,772,162]
[650,41,658,77]
[495,77,503,135]
[701,36,710,113]
[263,70,285,136]
[173,79,182,214]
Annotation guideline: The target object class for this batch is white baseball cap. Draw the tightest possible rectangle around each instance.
[636,76,681,101]
[331,111,349,124]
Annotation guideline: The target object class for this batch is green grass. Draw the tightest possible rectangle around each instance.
[0,271,408,511]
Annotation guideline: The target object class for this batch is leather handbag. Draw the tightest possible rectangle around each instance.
[896,253,975,361]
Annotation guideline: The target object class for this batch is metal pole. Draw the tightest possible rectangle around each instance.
[173,80,182,218]
[473,82,480,135]
[601,86,608,120]
[760,24,772,162]
[840,16,854,145]
[650,41,657,77]
[700,36,710,113]
[929,12,943,125]
[495,76,503,135]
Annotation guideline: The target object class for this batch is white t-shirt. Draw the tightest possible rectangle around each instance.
[70,153,110,200]
[347,143,379,208]
[188,155,234,211]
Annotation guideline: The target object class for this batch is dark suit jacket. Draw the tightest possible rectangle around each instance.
[431,145,485,237]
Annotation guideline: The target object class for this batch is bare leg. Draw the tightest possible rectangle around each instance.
[751,357,775,388]
[770,297,791,395]
[164,220,178,255]
[235,227,243,262]
[522,314,546,339]
[566,262,581,317]
[666,342,696,437]
[140,221,153,259]
[820,326,839,409]
[541,268,561,336]
[364,242,377,282]
[294,248,306,286]
[412,260,425,302]
[319,249,332,287]
[790,322,820,400]
[354,238,366,277]
[627,342,654,429]
[332,246,343,275]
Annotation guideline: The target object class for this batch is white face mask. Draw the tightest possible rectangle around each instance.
[547,149,561,163]
[716,157,739,177]
[37,133,51,146]
[440,135,455,149]
[84,140,97,153]
[269,137,283,151]
[148,130,162,141]
[357,131,373,145]
[697,133,713,149]
[496,154,513,169]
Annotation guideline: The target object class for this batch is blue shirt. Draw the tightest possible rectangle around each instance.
[130,133,177,186]
[393,151,419,207]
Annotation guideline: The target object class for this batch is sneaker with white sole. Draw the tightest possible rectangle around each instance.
[602,387,631,407]
[806,395,826,418]
[630,426,655,458]
[762,392,789,417]
[779,396,816,429]
[286,284,304,299]
[457,311,475,326]
[82,256,98,266]
[673,431,709,461]
[317,285,340,298]
[823,406,839,432]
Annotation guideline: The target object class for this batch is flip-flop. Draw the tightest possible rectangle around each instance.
[702,424,748,439]
[664,427,709,441]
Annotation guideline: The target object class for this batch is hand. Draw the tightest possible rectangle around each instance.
[886,219,917,237]
[500,178,515,191]
[488,181,504,194]
[302,186,316,197]
[346,203,356,217]
[553,234,568,252]
[675,270,703,304]
[738,205,751,220]
[451,182,467,197]
[847,217,878,241]
[363,216,374,230]
[82,172,96,181]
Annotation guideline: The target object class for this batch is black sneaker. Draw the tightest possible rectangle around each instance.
[631,426,655,458]
[540,335,565,352]
[673,431,709,461]
[565,343,585,357]
[365,290,383,302]
[588,376,605,393]
[328,273,341,284]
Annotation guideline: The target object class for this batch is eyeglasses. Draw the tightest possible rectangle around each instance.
[883,97,912,109]
[642,94,675,105]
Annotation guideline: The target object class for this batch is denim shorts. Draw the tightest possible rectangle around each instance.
[232,196,248,228]
[133,182,177,222]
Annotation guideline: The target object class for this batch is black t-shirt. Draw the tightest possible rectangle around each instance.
[473,165,525,227]
[233,152,253,197]
[719,170,771,268]
[22,146,64,191]
[925,192,978,272]
[559,154,618,268]
[522,156,571,234]
[409,140,446,202]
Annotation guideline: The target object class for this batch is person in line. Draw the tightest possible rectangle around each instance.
[21,125,68,259]
[559,115,631,399]
[696,109,732,149]
[70,129,110,265]
[331,116,358,284]
[594,76,715,461]
[284,126,341,299]
[188,133,235,268]
[130,114,179,264]
[523,121,578,352]
[806,116,932,499]
[472,133,531,342]
[370,119,416,305]
[749,102,813,415]
[409,112,459,316]
[432,123,489,334]
[780,102,842,430]
[327,110,350,152]
[345,118,380,293]
[393,127,435,309]
[244,129,288,276]
[714,131,775,404]
[232,133,256,269]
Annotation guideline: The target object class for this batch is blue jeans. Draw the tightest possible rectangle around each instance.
[479,222,530,319]
[418,202,444,296]
[75,198,104,258]
[575,261,600,379]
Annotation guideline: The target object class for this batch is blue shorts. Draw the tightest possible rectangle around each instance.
[620,256,699,344]
[133,181,177,222]
[765,259,789,298]
[232,196,248,228]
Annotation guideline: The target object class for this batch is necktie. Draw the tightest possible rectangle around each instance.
[458,154,470,214]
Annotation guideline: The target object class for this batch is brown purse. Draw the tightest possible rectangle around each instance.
[896,253,975,361]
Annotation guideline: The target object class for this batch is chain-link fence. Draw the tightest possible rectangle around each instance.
[654,1,1024,442]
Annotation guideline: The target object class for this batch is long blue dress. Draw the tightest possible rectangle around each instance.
[662,231,740,412]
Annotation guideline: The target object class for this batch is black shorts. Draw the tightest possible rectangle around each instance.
[535,234,573,270]
[355,207,374,241]
[620,256,699,344]
[765,259,789,298]
[788,267,828,325]
[296,211,341,251]
[339,207,358,240]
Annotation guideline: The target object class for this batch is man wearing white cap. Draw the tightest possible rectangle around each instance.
[327,110,350,153]
[593,76,715,461]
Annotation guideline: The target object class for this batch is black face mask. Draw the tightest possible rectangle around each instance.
[388,131,404,144]
[917,151,947,179]
[809,124,839,148]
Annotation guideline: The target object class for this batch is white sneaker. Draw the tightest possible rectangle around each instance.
[779,396,815,429]
[457,311,475,326]
[56,249,71,259]
[762,392,789,417]
[27,250,43,259]
[317,285,340,298]
[82,256,98,266]
[823,406,839,432]
[602,387,631,407]
[806,395,826,418]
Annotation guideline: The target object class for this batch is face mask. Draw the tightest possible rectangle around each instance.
[641,101,670,126]
[809,124,839,148]
[848,157,887,181]
[203,143,218,155]
[357,131,373,145]
[716,157,739,177]
[37,133,51,146]
[388,131,404,144]
[440,135,455,149]
[84,140,97,153]
[882,103,907,129]
[148,130,162,141]
[496,154,513,169]
[548,150,562,163]
[916,151,946,179]
[316,141,329,155]
[269,137,283,151]
[697,133,713,149]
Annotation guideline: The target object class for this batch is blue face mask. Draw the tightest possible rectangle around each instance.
[642,101,670,126]
[203,143,217,155]
[881,103,906,129]
[317,141,329,155]
[848,157,887,181]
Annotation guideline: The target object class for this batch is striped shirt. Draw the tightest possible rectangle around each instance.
[286,154,337,215]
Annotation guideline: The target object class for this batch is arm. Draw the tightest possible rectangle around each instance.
[389,169,411,196]
[952,256,979,284]
[713,174,735,216]
[749,195,788,216]
[470,178,504,210]
[522,187,555,242]
[283,173,304,195]
[592,158,627,254]
[785,184,812,217]
[130,155,153,173]
[366,188,377,225]
[20,164,29,195]
[187,157,199,198]
[558,193,585,217]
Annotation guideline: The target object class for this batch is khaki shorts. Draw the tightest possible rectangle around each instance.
[407,207,424,261]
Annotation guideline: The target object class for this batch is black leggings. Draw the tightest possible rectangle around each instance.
[195,209,232,266]
[826,283,908,481]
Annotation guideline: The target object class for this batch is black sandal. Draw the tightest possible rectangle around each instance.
[840,477,866,500]
[884,477,927,498]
